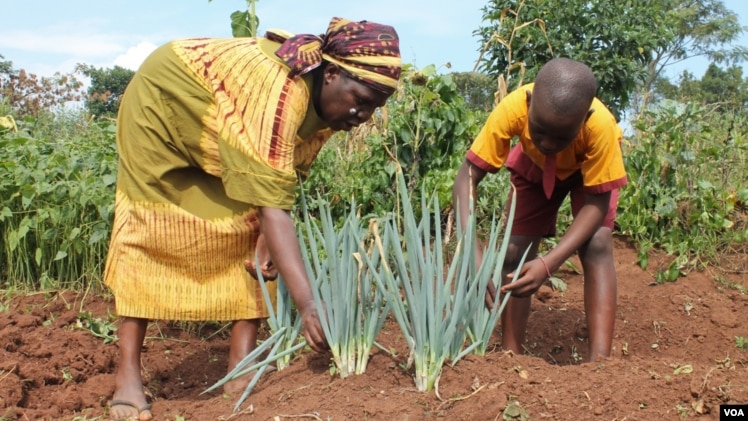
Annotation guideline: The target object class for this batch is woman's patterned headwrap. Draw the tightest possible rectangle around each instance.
[266,17,402,95]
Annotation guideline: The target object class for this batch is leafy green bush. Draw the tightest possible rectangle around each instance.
[0,112,117,289]
[303,64,485,222]
[619,100,748,280]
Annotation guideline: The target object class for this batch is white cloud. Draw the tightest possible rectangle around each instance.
[0,27,124,58]
[113,41,158,70]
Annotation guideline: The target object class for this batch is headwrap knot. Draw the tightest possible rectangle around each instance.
[265,17,402,95]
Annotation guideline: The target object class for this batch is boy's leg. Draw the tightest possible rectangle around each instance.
[225,318,261,393]
[577,226,617,361]
[502,152,569,354]
[572,188,619,361]
[111,316,151,420]
[501,235,541,354]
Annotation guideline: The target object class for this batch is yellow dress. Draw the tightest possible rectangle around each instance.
[104,37,333,321]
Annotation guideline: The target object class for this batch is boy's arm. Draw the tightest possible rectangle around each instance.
[501,191,610,297]
[452,159,487,235]
[454,159,504,308]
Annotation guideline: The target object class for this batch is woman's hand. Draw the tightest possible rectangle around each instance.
[485,281,499,310]
[257,207,328,353]
[297,300,329,353]
[245,233,278,281]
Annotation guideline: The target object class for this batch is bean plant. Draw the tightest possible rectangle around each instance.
[620,100,748,280]
[0,112,116,290]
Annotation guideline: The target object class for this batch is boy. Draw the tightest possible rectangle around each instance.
[452,58,627,361]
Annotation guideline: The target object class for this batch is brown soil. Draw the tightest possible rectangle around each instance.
[1,237,747,421]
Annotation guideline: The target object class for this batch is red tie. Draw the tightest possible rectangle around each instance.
[543,154,556,200]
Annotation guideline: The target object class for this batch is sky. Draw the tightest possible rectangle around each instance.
[1,0,746,81]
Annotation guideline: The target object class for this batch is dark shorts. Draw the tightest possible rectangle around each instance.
[505,145,618,237]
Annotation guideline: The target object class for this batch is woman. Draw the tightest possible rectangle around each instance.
[104,17,401,421]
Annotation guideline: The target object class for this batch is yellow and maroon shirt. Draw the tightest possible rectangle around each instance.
[468,83,627,194]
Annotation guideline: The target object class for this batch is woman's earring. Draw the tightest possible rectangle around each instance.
[349,108,358,116]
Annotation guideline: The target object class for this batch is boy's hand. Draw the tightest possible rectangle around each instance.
[297,301,329,353]
[501,259,548,297]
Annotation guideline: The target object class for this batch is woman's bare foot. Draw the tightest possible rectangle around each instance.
[223,370,254,395]
[224,319,262,395]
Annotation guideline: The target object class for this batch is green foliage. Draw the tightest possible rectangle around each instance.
[451,71,497,112]
[75,64,135,119]
[299,192,388,378]
[476,0,661,118]
[618,100,748,279]
[256,268,302,372]
[643,0,746,99]
[75,311,118,344]
[304,64,483,222]
[0,112,117,289]
[361,170,521,391]
[736,336,748,350]
[205,326,303,411]
[656,64,748,111]
[363,170,476,391]
[209,0,259,38]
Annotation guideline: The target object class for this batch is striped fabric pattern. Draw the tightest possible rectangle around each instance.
[104,38,331,321]
[174,38,309,175]
[104,192,273,321]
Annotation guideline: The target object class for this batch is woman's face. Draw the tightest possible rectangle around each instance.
[318,65,391,131]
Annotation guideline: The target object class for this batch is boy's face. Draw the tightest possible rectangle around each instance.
[526,91,591,155]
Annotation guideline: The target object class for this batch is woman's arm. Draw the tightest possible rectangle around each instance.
[258,206,328,353]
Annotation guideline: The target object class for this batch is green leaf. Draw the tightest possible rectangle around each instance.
[68,227,81,240]
[549,276,567,292]
[102,174,117,186]
[230,11,251,37]
[0,207,11,221]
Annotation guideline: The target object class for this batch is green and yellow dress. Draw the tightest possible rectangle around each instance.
[103,37,333,321]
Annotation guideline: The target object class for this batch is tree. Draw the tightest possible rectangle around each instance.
[0,54,83,118]
[642,0,746,108]
[76,64,135,119]
[451,71,497,112]
[475,0,665,119]
[655,64,748,111]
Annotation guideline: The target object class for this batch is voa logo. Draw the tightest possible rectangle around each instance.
[723,408,744,416]
[720,404,747,420]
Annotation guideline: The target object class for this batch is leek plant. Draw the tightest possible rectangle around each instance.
[256,261,303,371]
[364,169,526,391]
[203,259,306,412]
[363,170,477,391]
[203,326,306,412]
[299,190,389,378]
[463,182,531,356]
